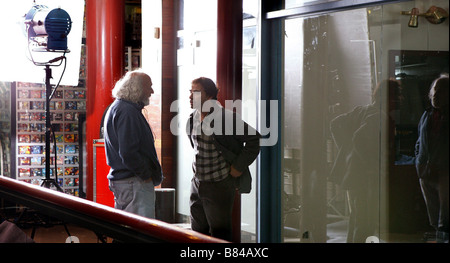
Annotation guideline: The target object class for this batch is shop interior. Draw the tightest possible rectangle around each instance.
[0,0,449,243]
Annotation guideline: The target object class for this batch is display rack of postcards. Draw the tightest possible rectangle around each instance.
[16,82,86,196]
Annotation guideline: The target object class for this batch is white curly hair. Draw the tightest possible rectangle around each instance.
[112,69,152,105]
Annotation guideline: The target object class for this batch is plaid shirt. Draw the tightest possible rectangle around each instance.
[191,110,230,182]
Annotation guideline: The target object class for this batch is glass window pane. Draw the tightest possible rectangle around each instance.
[281,1,449,243]
[242,0,260,243]
[283,8,384,243]
[176,0,218,224]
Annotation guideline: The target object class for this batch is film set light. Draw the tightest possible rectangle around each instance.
[25,4,72,53]
[24,4,72,191]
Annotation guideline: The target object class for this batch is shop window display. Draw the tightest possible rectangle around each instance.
[15,80,86,196]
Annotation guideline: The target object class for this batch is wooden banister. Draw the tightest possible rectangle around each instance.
[0,176,227,243]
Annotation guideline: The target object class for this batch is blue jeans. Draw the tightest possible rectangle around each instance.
[109,176,155,218]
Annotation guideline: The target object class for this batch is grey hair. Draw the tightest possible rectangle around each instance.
[429,73,449,100]
[112,69,150,104]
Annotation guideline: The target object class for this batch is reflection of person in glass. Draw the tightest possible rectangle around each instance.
[330,80,397,243]
[415,74,449,243]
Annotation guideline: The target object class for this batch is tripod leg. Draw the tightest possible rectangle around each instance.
[41,178,64,192]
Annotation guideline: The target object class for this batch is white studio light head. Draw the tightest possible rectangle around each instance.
[24,4,72,52]
[0,0,84,85]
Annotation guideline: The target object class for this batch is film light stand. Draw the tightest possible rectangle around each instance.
[41,60,64,192]
[25,5,72,192]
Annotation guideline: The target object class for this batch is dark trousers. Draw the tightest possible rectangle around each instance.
[190,176,236,241]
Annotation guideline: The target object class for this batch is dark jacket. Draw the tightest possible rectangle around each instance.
[187,106,261,194]
[415,107,449,179]
[104,99,163,186]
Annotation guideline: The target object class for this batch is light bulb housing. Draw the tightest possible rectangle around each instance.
[24,5,72,51]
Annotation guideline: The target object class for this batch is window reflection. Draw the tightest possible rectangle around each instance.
[282,1,449,243]
[283,8,381,243]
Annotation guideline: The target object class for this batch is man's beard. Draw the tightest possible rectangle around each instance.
[141,97,150,106]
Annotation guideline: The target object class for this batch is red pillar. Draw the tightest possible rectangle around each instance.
[85,0,125,200]
[161,0,177,189]
[217,0,243,243]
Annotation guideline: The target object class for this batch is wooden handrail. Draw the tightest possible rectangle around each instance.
[0,176,227,243]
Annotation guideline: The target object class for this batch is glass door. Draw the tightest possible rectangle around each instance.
[280,0,449,243]
[175,0,218,225]
[175,0,260,242]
